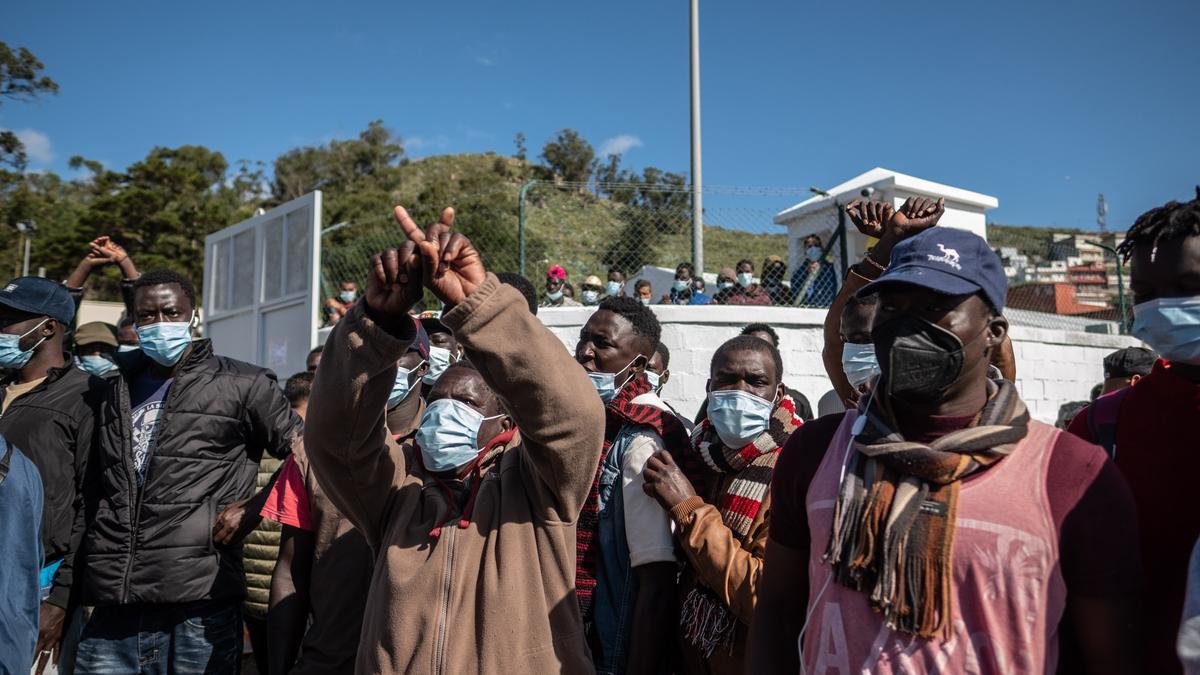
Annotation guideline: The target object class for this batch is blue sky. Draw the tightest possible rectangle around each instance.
[4,0,1198,232]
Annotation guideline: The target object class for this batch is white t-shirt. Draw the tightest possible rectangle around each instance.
[620,393,678,567]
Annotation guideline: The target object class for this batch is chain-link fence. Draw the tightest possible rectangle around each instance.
[318,182,838,321]
[989,227,1130,334]
[318,185,1129,335]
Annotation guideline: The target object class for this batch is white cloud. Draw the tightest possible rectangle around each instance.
[12,128,53,164]
[404,134,451,154]
[599,134,643,158]
[475,56,494,67]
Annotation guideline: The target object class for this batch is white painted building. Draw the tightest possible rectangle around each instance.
[773,168,999,274]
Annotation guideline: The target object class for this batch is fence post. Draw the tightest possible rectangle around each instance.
[1086,239,1128,334]
[518,180,537,277]
[836,202,849,277]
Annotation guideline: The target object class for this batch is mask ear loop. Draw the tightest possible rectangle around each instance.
[613,355,643,396]
[13,318,51,358]
[797,392,872,674]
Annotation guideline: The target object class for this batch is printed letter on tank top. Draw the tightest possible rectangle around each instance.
[801,411,1068,674]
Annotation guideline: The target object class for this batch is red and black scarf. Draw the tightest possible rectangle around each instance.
[574,373,692,621]
[677,395,803,656]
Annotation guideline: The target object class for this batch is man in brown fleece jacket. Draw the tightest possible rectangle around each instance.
[303,205,605,674]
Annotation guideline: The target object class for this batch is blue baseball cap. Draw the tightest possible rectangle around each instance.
[407,317,431,360]
[858,227,1007,312]
[0,276,76,325]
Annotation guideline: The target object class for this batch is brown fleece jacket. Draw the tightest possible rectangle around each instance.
[304,274,605,675]
[669,484,771,675]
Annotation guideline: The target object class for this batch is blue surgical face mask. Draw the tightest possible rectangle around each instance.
[640,297,652,307]
[135,314,195,367]
[582,290,600,305]
[806,246,823,262]
[389,360,425,408]
[547,289,563,302]
[708,389,776,448]
[606,281,622,296]
[645,370,661,392]
[0,318,49,370]
[415,398,503,472]
[339,290,357,303]
[587,357,639,404]
[423,346,456,385]
[79,354,119,377]
[673,279,689,292]
[1132,296,1200,365]
[737,272,754,288]
[841,342,880,389]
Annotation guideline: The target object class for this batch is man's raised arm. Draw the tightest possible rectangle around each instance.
[302,217,427,545]
[394,204,605,523]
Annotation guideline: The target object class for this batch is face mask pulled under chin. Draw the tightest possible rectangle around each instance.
[1131,296,1200,365]
[874,314,978,403]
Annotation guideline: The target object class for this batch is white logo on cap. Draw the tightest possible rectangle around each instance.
[2,284,15,293]
[927,243,962,270]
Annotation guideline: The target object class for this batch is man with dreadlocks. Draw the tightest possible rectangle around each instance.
[574,296,685,674]
[750,224,1142,674]
[1069,188,1200,674]
[640,334,802,674]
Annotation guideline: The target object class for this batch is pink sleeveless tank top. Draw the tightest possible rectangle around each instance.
[801,411,1067,674]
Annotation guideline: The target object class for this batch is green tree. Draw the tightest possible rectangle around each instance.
[272,120,405,232]
[540,129,595,183]
[64,145,258,299]
[514,132,527,161]
[0,43,59,170]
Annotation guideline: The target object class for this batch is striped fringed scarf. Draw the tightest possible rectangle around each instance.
[575,373,692,621]
[825,378,1030,637]
[678,395,803,657]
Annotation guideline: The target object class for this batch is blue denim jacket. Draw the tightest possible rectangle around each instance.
[591,425,637,675]
[0,437,44,674]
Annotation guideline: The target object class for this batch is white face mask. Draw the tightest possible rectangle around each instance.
[645,370,661,392]
[1131,296,1200,364]
[841,342,880,389]
[582,290,600,305]
[423,346,457,385]
[737,272,754,287]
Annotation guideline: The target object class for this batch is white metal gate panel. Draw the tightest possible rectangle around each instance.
[203,191,322,380]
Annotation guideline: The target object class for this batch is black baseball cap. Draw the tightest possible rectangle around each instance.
[0,277,75,325]
[858,226,1008,312]
[1103,347,1158,379]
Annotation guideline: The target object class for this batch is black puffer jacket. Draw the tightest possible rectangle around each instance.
[0,364,104,609]
[82,339,300,606]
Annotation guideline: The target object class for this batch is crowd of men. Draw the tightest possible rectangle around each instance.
[531,238,839,311]
[0,190,1198,675]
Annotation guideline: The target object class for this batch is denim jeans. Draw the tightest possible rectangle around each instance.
[74,599,241,675]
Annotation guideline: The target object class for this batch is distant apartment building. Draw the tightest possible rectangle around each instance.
[996,231,1128,315]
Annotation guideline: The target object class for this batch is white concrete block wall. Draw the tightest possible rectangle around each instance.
[537,305,1142,425]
